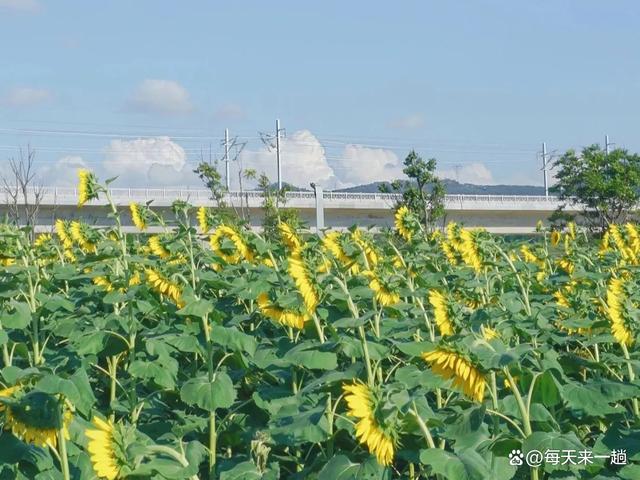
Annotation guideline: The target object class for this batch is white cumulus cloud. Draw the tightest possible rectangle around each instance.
[103,137,197,186]
[239,130,340,189]
[438,162,494,185]
[126,79,193,115]
[0,0,41,12]
[2,87,52,107]
[237,130,407,189]
[39,156,88,186]
[333,145,405,186]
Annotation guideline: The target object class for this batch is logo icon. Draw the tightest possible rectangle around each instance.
[509,449,524,466]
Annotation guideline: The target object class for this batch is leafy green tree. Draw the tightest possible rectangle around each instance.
[256,174,300,240]
[193,160,227,209]
[380,150,445,231]
[551,144,640,232]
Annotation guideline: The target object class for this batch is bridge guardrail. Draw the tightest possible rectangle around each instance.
[6,186,561,204]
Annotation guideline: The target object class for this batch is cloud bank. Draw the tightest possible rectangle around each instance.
[438,162,494,184]
[39,130,495,189]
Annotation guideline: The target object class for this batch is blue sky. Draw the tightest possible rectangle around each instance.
[0,0,639,188]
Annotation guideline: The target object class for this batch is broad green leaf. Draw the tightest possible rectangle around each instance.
[3,302,31,329]
[180,372,236,412]
[212,326,257,356]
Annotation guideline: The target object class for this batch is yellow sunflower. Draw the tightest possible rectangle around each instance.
[145,268,185,308]
[440,240,458,265]
[481,325,499,341]
[278,222,302,250]
[148,236,170,259]
[322,231,358,273]
[209,225,254,264]
[422,349,486,402]
[288,251,319,313]
[55,219,73,249]
[365,271,400,307]
[86,416,122,480]
[256,292,308,329]
[428,290,454,336]
[197,206,209,233]
[69,221,97,253]
[394,206,413,241]
[77,169,93,207]
[556,257,574,276]
[1,390,72,448]
[606,277,633,346]
[93,276,114,292]
[34,233,52,248]
[342,382,395,466]
[129,203,146,231]
[458,228,482,273]
[520,245,538,264]
[550,230,561,246]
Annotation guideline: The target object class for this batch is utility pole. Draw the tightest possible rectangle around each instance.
[542,142,548,197]
[311,182,325,234]
[276,119,282,190]
[605,135,611,155]
[224,128,230,190]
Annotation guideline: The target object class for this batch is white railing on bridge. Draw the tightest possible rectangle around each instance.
[6,186,560,204]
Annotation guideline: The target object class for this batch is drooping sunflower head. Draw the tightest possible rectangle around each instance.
[287,250,319,314]
[55,219,73,249]
[342,381,397,466]
[86,416,133,480]
[428,289,454,336]
[364,269,401,307]
[457,228,483,273]
[606,276,634,346]
[148,235,171,259]
[0,390,72,448]
[34,233,52,248]
[197,206,210,234]
[322,231,358,273]
[556,257,574,276]
[210,225,254,264]
[256,292,308,330]
[77,169,98,207]
[422,348,486,402]
[278,221,302,251]
[129,203,147,231]
[145,268,185,309]
[69,221,97,253]
[394,206,416,242]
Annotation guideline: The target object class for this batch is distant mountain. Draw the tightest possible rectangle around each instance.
[334,179,545,196]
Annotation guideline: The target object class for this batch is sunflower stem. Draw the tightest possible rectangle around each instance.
[621,343,640,418]
[57,428,70,480]
[358,326,374,386]
[311,312,325,343]
[410,403,436,449]
[503,368,532,436]
[496,247,532,316]
[202,313,218,478]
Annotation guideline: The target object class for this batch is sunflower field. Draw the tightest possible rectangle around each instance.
[1,173,640,480]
